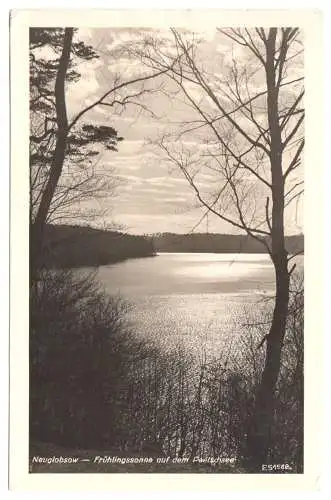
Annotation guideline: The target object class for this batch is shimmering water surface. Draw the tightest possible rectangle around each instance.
[93,253,302,356]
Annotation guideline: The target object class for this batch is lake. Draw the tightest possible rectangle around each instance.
[92,253,302,358]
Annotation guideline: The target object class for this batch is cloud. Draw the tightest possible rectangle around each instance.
[61,27,303,234]
[66,57,103,117]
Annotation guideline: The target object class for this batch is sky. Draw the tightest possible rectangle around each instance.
[62,27,304,235]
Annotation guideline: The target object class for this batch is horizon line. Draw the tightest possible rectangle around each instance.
[48,223,304,238]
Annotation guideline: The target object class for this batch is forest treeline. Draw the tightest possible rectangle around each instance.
[41,224,155,268]
[41,224,303,268]
[153,232,304,255]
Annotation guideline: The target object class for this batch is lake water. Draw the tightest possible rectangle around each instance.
[92,253,301,358]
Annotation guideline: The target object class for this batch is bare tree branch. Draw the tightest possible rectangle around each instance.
[284,139,304,179]
[68,67,173,132]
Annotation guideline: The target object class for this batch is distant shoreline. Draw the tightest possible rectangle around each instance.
[40,224,303,268]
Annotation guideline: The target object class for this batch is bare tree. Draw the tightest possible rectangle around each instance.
[30,28,171,275]
[134,27,304,469]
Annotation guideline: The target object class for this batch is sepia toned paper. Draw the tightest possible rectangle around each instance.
[10,8,324,491]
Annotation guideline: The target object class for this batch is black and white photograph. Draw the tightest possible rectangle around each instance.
[9,8,325,489]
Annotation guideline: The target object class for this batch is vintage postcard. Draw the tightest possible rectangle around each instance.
[10,8,324,491]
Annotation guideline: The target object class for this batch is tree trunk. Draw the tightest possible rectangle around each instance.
[244,29,291,471]
[30,28,73,278]
[244,261,289,470]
